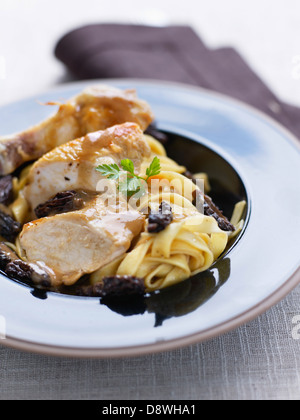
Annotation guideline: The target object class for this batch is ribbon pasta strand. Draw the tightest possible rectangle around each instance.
[91,135,245,292]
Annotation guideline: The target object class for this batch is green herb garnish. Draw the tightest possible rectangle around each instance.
[95,156,161,198]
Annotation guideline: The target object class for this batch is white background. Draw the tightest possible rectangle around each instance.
[0,0,300,107]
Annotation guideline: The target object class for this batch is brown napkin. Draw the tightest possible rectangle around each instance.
[55,23,300,140]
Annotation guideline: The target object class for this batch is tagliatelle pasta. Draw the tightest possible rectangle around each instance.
[10,164,32,224]
[1,124,246,295]
[142,135,186,175]
[120,216,228,291]
[90,135,246,292]
[90,210,239,292]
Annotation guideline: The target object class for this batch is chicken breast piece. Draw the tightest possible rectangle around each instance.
[19,195,145,286]
[24,122,151,211]
[0,85,154,175]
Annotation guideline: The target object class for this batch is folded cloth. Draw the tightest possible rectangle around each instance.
[55,24,300,140]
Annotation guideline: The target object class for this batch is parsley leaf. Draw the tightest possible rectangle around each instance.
[95,163,120,180]
[95,156,161,198]
[119,176,145,198]
[120,159,135,175]
[127,177,144,192]
[145,156,161,180]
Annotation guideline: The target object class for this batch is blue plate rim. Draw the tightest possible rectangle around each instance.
[0,78,299,358]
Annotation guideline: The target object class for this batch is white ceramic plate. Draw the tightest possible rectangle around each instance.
[0,79,299,357]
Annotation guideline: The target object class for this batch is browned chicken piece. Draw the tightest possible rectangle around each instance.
[19,195,145,287]
[24,122,151,211]
[0,85,154,175]
[18,122,151,286]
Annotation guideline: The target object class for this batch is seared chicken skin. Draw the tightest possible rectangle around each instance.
[19,196,145,287]
[24,122,151,211]
[0,85,154,175]
[18,123,151,286]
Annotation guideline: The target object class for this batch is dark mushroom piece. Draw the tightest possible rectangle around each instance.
[101,275,145,298]
[0,242,19,270]
[192,189,235,232]
[203,194,235,232]
[76,275,145,299]
[0,242,51,287]
[0,175,14,206]
[5,260,51,287]
[0,210,21,242]
[147,201,173,233]
[34,190,84,219]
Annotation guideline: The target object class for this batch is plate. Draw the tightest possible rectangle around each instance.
[0,79,299,358]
